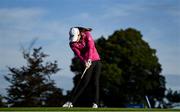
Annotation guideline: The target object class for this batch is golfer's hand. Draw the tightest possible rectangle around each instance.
[85,59,92,68]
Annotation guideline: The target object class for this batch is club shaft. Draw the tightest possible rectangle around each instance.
[81,67,88,79]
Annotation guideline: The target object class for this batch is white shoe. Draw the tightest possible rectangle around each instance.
[62,101,73,108]
[92,103,98,108]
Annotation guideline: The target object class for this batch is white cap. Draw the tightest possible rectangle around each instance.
[69,27,80,42]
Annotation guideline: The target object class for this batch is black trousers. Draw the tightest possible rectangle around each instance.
[70,60,101,105]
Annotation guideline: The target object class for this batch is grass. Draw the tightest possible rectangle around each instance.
[0,107,180,112]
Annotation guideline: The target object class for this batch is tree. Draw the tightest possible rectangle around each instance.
[4,47,64,107]
[166,89,180,103]
[0,94,5,107]
[70,28,166,107]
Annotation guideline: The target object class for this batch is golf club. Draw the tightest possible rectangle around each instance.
[70,67,89,99]
[80,67,88,79]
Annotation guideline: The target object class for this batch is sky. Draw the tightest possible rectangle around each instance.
[0,0,179,95]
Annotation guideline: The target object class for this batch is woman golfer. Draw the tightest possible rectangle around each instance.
[63,27,101,108]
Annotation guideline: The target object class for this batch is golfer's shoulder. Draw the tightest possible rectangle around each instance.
[84,31,91,36]
[84,31,94,41]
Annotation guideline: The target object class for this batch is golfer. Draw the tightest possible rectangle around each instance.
[63,27,101,108]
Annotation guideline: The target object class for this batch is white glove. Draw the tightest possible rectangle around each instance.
[85,59,92,68]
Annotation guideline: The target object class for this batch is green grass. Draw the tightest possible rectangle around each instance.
[0,107,180,112]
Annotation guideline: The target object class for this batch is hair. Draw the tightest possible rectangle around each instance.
[75,26,92,32]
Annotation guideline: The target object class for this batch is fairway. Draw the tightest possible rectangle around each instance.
[0,107,180,112]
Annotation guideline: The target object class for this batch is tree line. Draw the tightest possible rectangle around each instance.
[0,28,180,107]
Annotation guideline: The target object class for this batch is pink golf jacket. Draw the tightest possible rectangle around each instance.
[69,31,100,63]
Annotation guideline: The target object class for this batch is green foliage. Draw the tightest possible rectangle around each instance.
[97,28,165,106]
[166,89,180,102]
[70,28,166,107]
[4,47,64,107]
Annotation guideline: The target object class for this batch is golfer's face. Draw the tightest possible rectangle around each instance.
[69,34,80,42]
[77,34,81,42]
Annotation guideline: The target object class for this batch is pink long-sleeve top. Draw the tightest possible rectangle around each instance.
[69,31,100,63]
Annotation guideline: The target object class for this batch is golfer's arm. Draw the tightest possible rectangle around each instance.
[71,47,84,62]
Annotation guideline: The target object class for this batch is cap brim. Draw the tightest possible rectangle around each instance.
[70,35,78,42]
